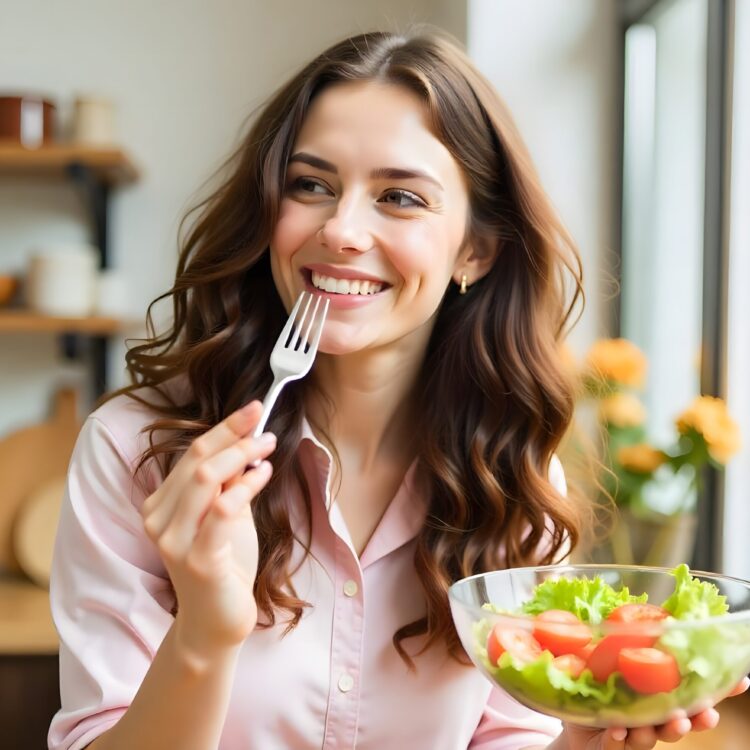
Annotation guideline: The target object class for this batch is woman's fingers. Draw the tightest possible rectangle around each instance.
[653,715,692,743]
[142,401,263,518]
[689,707,720,732]
[623,725,657,749]
[190,461,273,564]
[728,676,750,697]
[156,435,276,551]
[598,727,627,750]
[183,401,263,466]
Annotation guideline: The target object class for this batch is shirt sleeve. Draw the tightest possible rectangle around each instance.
[467,453,568,749]
[48,415,175,750]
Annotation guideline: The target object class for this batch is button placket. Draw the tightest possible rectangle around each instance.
[323,539,365,749]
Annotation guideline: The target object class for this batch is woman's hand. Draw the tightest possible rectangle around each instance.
[141,400,276,668]
[558,677,749,749]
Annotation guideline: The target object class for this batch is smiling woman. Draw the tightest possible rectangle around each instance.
[43,26,737,750]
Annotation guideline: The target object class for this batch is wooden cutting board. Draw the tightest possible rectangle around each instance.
[13,476,66,588]
[0,388,81,573]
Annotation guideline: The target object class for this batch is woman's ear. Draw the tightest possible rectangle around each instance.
[452,234,499,288]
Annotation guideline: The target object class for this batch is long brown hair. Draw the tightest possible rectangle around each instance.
[115,27,586,667]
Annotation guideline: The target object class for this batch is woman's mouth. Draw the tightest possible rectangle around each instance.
[303,268,390,296]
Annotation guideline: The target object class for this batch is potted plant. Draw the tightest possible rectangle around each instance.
[573,338,741,567]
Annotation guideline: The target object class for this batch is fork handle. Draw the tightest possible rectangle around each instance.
[252,376,286,438]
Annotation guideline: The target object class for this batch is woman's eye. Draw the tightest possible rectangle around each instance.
[289,177,331,196]
[380,189,425,209]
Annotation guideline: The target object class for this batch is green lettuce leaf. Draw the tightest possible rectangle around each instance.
[657,565,750,710]
[661,564,728,619]
[520,575,647,624]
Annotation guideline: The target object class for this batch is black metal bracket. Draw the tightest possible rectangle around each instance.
[61,162,111,398]
[66,162,110,268]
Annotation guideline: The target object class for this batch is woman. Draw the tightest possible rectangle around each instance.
[49,29,744,750]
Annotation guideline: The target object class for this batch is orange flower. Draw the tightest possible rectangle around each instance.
[586,338,647,388]
[676,396,741,464]
[617,444,667,474]
[599,392,647,427]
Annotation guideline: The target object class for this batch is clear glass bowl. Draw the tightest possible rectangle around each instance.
[449,565,750,728]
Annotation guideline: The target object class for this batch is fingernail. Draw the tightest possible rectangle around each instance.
[258,432,276,446]
[240,400,259,415]
[677,718,692,734]
[257,460,272,476]
[611,728,626,741]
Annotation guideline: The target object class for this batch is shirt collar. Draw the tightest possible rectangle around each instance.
[297,416,427,567]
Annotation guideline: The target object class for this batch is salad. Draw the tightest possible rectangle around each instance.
[473,564,750,726]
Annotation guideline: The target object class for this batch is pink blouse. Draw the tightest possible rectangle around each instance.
[48,393,565,750]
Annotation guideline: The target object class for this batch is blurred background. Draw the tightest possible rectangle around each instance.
[0,0,748,746]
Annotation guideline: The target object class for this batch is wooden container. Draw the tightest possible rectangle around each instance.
[0,95,56,147]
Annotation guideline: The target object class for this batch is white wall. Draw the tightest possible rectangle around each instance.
[467,0,618,357]
[0,0,614,436]
[0,0,453,432]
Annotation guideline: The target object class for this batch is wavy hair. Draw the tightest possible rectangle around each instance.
[113,28,587,667]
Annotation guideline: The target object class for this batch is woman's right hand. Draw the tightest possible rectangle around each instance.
[141,400,276,668]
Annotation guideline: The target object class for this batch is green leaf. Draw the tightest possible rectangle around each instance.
[519,575,647,625]
[661,564,728,620]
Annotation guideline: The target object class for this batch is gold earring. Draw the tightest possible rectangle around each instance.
[459,273,468,294]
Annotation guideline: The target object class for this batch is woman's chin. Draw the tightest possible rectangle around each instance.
[318,341,359,356]
[317,331,369,357]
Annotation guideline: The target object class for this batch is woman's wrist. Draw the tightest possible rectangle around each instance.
[172,615,247,676]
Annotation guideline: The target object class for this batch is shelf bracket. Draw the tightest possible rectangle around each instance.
[66,162,110,269]
[64,162,110,396]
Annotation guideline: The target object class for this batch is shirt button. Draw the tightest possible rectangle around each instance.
[343,579,358,597]
[338,673,355,693]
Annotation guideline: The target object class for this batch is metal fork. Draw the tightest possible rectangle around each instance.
[252,290,329,438]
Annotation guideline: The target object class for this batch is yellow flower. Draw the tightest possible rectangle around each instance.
[599,392,647,427]
[586,338,647,388]
[676,396,741,464]
[617,444,667,473]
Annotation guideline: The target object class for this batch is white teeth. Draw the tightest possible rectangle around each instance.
[310,271,384,295]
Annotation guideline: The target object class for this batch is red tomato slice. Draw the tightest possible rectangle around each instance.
[617,647,681,694]
[586,632,656,683]
[551,654,587,678]
[607,603,670,624]
[605,603,669,644]
[487,625,543,666]
[574,642,596,661]
[532,609,593,656]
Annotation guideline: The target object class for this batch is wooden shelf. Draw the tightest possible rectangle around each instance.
[0,576,58,655]
[0,309,133,334]
[0,142,138,184]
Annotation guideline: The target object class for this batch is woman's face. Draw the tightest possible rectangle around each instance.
[270,80,474,356]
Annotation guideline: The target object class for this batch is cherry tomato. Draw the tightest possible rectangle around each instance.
[532,609,593,656]
[551,654,587,678]
[574,642,596,661]
[617,647,681,694]
[607,603,669,624]
[585,632,656,683]
[487,625,543,666]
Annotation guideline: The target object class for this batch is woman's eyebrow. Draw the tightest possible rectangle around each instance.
[289,152,444,190]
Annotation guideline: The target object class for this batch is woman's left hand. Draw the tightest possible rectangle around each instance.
[558,676,749,749]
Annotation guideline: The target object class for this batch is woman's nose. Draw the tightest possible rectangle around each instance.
[317,197,374,253]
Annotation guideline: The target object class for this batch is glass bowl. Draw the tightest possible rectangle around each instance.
[449,565,750,728]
